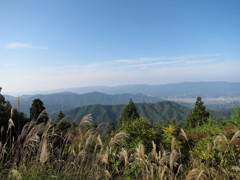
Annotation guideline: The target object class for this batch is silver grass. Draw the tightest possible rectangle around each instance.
[174,164,183,180]
[214,134,228,144]
[104,170,112,179]
[23,123,46,147]
[171,137,175,153]
[8,118,15,132]
[79,114,93,127]
[10,108,14,118]
[55,116,70,130]
[97,135,103,147]
[180,128,188,142]
[101,147,109,165]
[186,169,208,180]
[94,135,103,153]
[151,141,157,161]
[84,135,92,149]
[39,136,48,164]
[150,165,154,180]
[231,166,240,171]
[230,130,240,143]
[24,134,40,148]
[119,148,128,167]
[160,166,167,180]
[9,169,22,180]
[186,169,199,180]
[109,132,127,147]
[219,166,229,179]
[197,170,206,180]
[136,143,148,165]
[78,149,86,157]
[37,109,48,120]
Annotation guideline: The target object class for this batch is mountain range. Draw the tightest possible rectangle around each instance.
[5,92,161,116]
[4,82,240,117]
[28,82,240,98]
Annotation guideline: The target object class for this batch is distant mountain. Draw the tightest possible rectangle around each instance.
[206,102,240,111]
[5,92,161,116]
[4,82,240,117]
[177,101,240,111]
[3,95,16,102]
[65,101,190,126]
[36,82,240,99]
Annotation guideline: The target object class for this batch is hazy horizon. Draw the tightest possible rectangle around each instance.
[1,0,240,95]
[2,81,240,96]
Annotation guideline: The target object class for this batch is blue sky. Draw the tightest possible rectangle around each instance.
[0,0,240,95]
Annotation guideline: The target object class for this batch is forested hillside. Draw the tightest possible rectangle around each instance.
[64,101,234,126]
[65,101,190,125]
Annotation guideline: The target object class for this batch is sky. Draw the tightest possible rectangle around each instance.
[0,0,240,95]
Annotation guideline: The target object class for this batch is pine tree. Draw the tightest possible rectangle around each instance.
[230,107,240,124]
[0,87,5,105]
[30,99,46,120]
[57,111,65,122]
[187,97,210,128]
[0,88,12,142]
[119,99,139,127]
[106,121,116,136]
[0,88,11,127]
[55,110,71,131]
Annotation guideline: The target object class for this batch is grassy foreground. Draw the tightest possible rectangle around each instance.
[1,110,240,179]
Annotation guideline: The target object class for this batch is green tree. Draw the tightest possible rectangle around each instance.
[123,118,160,152]
[30,99,46,120]
[119,99,139,127]
[0,87,11,126]
[0,87,5,104]
[106,121,116,136]
[230,107,240,124]
[0,88,12,142]
[55,110,71,131]
[187,97,210,128]
[11,109,29,135]
[57,110,65,122]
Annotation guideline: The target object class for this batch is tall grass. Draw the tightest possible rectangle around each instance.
[0,110,240,179]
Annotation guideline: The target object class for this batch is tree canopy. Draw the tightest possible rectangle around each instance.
[119,99,139,127]
[57,110,65,122]
[30,99,46,120]
[187,97,210,128]
[0,87,5,105]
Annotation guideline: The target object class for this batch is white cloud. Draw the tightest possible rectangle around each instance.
[6,43,29,48]
[114,54,220,69]
[3,63,16,66]
[5,42,48,50]
[123,60,184,68]
[184,59,213,65]
[115,57,165,63]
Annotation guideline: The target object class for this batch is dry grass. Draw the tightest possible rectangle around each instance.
[0,110,240,179]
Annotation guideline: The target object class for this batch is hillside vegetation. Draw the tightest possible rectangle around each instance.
[66,101,190,125]
[62,101,234,127]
